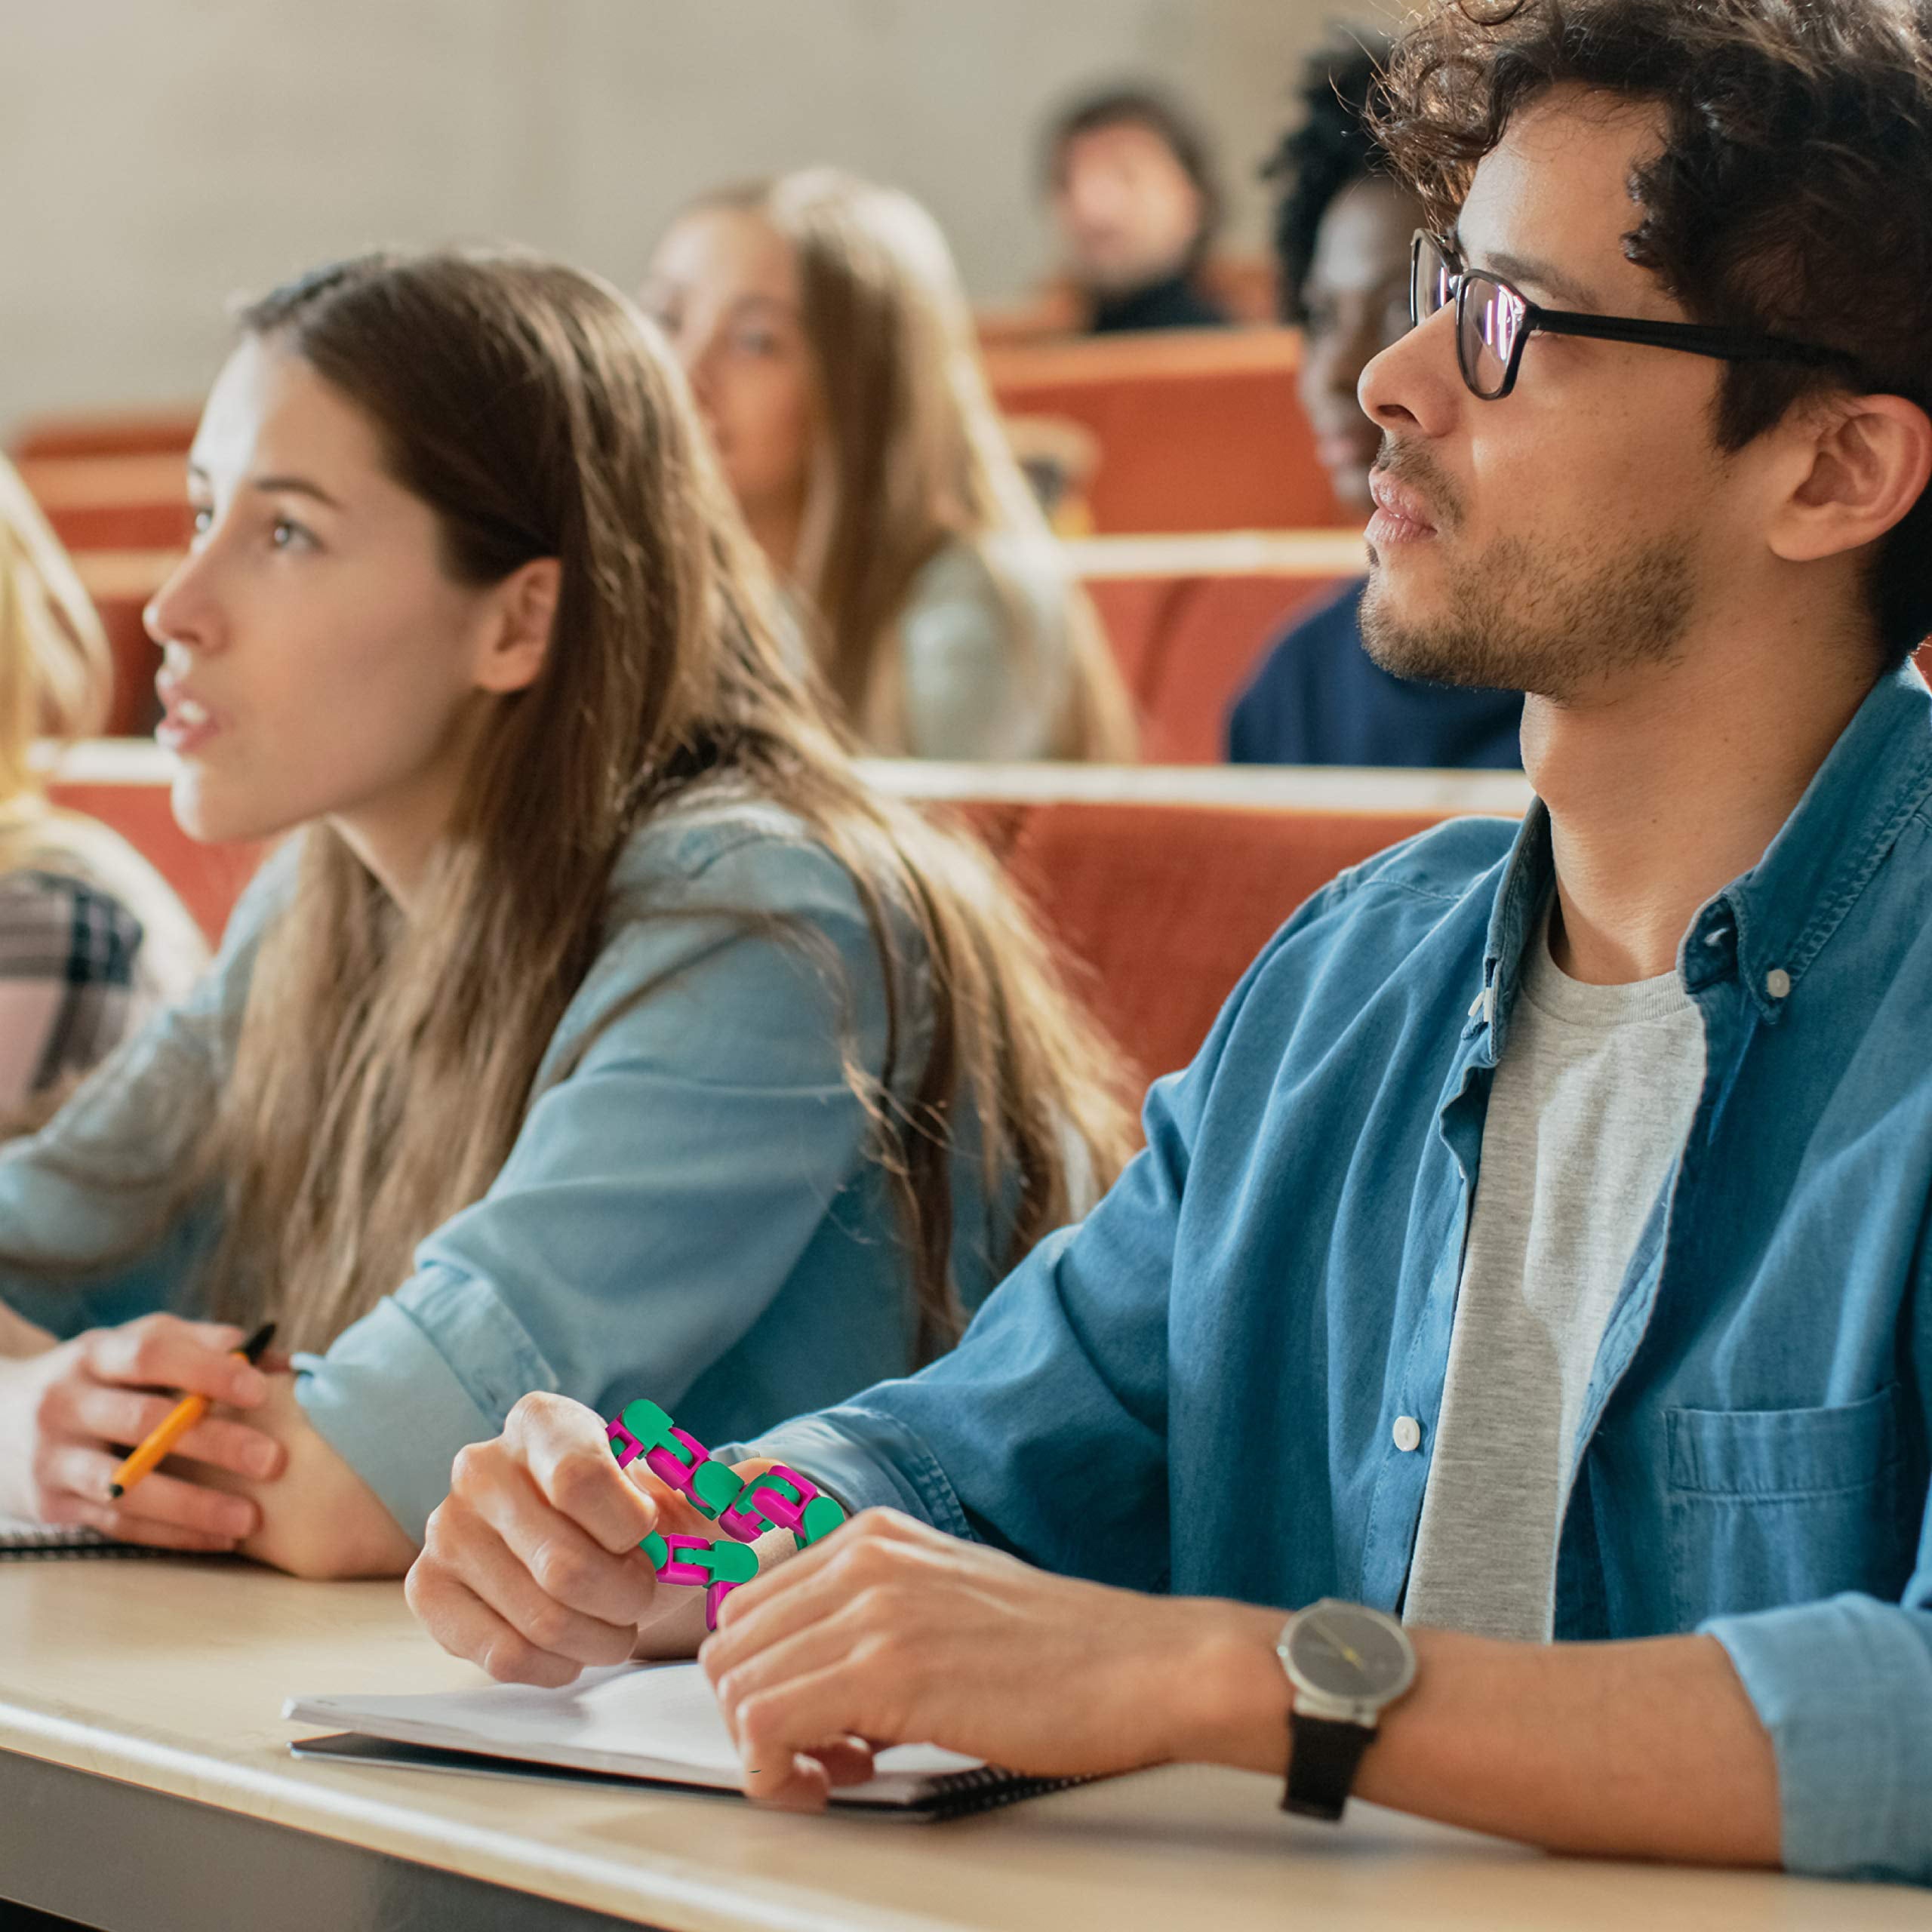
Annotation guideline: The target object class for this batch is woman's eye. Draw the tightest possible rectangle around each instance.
[189,506,214,537]
[269,518,314,552]
[732,329,781,357]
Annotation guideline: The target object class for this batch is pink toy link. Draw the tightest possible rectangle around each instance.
[604,1398,846,1629]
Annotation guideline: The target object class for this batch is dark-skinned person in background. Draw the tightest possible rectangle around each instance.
[1229,33,1524,768]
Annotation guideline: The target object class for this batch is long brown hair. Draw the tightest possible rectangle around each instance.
[697,171,1138,761]
[195,250,1133,1359]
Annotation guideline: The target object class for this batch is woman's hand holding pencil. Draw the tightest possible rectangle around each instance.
[0,1313,286,1551]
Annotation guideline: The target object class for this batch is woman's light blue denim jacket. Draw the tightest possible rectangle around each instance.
[0,795,1004,1543]
[747,668,1932,1887]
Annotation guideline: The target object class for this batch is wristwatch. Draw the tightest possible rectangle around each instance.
[1275,1598,1417,1821]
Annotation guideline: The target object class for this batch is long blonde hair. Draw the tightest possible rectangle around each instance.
[0,454,112,859]
[195,250,1134,1359]
[700,171,1137,761]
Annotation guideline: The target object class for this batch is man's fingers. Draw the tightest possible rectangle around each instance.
[742,1752,835,1812]
[704,1598,877,1743]
[83,1318,268,1408]
[706,1514,915,1675]
[733,1659,900,1804]
[711,1503,915,1634]
[504,1395,661,1555]
[457,1447,660,1630]
[466,1481,660,1657]
[405,1564,585,1689]
[798,1737,879,1789]
[62,1385,284,1480]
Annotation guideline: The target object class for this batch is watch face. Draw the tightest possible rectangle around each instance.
[1284,1602,1415,1703]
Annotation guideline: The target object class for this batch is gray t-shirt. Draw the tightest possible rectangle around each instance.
[1403,905,1706,1641]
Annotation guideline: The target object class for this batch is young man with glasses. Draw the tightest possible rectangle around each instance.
[407,0,1932,1884]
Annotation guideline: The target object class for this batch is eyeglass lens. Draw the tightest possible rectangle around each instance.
[1412,233,1527,401]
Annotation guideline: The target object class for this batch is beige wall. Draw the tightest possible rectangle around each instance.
[0,0,1397,430]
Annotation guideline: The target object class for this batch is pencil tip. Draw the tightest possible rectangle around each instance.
[107,1484,122,1500]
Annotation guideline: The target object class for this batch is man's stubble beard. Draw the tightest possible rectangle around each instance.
[1360,525,1698,703]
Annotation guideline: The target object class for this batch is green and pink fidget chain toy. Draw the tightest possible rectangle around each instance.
[605,1398,847,1629]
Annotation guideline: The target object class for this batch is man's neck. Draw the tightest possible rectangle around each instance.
[1527,623,1883,986]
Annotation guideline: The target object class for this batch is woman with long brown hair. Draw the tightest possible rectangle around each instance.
[642,169,1137,762]
[0,248,1134,1577]
[0,456,205,1128]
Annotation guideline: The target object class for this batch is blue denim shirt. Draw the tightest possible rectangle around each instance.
[749,667,1932,1886]
[0,795,1004,1543]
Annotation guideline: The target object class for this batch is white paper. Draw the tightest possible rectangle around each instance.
[287,1660,985,1805]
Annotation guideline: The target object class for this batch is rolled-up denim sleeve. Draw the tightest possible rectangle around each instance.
[1706,1583,1932,1885]
[740,1140,1174,1590]
[294,837,898,1545]
[739,941,1271,1589]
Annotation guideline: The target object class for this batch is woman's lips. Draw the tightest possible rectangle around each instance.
[154,682,223,757]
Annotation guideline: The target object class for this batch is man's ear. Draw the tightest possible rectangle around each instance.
[1768,392,1932,567]
[472,556,561,695]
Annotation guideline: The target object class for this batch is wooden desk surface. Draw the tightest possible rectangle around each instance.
[0,1563,1919,1930]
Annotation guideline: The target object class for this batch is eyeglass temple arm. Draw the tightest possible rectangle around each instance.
[1529,306,1845,368]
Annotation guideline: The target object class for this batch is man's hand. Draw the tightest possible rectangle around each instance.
[0,1314,285,1551]
[698,1508,1287,1810]
[407,1392,789,1686]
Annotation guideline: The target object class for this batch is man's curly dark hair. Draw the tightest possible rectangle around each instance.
[1373,0,1932,666]
[1264,32,1398,327]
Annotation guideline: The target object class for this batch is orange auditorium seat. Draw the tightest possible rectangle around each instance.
[40,750,1530,1088]
[1075,531,1367,764]
[987,329,1339,535]
[874,763,1529,1086]
[11,411,198,462]
[16,452,194,556]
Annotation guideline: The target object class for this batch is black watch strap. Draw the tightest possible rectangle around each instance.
[1283,1710,1375,1821]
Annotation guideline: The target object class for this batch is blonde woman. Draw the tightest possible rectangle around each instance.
[0,249,1133,1577]
[643,169,1137,762]
[0,458,205,1126]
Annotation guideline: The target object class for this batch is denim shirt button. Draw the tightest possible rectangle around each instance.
[1766,968,1792,1001]
[1392,1415,1423,1454]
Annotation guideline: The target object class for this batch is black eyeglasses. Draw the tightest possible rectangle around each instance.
[1410,231,1849,402]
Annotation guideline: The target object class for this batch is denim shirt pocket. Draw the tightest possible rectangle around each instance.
[1664,1384,1912,1629]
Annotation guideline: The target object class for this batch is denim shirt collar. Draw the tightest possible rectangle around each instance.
[1474,666,1932,1052]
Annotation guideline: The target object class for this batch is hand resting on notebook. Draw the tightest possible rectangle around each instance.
[410,1392,1253,1812]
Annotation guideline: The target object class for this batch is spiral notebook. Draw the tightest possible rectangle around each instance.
[285,1660,1096,1820]
[0,1516,200,1561]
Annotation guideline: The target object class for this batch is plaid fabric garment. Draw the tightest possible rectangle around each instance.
[0,869,144,1110]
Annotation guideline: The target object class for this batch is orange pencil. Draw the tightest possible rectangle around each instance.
[107,1320,277,1500]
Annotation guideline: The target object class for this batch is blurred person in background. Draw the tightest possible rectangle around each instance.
[644,169,1137,761]
[1229,35,1523,768]
[1045,86,1232,334]
[0,457,204,1130]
